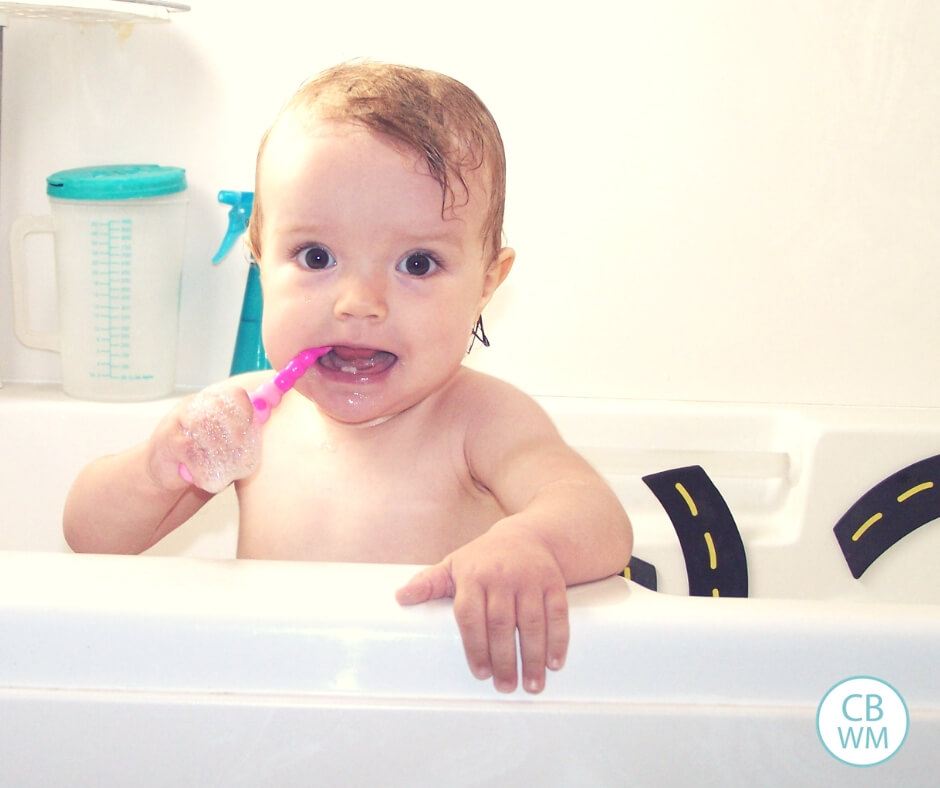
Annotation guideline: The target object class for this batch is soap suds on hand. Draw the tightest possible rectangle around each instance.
[181,385,261,493]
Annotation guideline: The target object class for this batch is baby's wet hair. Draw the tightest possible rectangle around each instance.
[249,60,506,262]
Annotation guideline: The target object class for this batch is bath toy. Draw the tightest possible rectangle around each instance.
[178,346,331,485]
[834,453,940,578]
[642,465,749,597]
[622,556,657,591]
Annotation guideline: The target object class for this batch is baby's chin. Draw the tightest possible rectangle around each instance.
[301,383,404,429]
[337,412,397,429]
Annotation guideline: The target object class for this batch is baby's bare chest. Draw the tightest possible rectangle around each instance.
[235,423,504,562]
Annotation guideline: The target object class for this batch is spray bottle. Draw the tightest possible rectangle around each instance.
[213,190,272,374]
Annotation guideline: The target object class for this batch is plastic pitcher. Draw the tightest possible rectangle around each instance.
[10,164,188,401]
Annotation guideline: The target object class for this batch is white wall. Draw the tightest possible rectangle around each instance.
[1,0,938,406]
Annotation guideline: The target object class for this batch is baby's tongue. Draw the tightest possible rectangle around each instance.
[327,346,397,373]
[333,346,380,361]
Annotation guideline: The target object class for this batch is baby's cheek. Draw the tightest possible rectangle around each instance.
[181,385,262,494]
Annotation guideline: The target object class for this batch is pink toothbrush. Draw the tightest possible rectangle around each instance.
[248,346,332,424]
[178,346,331,484]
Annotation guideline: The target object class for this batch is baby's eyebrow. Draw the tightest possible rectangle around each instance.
[272,216,473,255]
[398,219,469,247]
[276,217,331,235]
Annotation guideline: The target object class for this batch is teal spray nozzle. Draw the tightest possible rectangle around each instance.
[213,190,271,374]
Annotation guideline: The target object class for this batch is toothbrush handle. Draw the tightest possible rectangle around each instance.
[250,346,330,423]
[178,346,330,483]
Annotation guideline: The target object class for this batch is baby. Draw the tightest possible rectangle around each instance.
[64,61,633,694]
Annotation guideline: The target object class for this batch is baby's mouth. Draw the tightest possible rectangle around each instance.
[319,346,397,377]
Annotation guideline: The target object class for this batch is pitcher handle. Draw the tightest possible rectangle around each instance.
[9,214,60,352]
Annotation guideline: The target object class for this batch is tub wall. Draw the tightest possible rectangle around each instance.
[1,535,939,786]
[3,385,939,604]
[1,392,939,785]
[2,1,939,408]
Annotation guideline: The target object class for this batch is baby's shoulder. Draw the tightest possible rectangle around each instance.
[445,369,568,476]
[444,368,549,424]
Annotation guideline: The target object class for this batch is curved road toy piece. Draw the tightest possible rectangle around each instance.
[622,556,657,591]
[833,453,940,579]
[642,465,748,597]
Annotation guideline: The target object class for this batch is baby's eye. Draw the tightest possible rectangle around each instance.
[296,245,336,270]
[396,252,439,277]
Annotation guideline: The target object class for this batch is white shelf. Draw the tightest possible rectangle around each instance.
[0,0,189,24]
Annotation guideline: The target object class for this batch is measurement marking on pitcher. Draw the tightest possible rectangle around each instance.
[90,219,150,381]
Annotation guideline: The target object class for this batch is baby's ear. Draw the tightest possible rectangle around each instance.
[481,246,515,301]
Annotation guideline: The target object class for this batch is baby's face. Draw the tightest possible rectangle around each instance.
[256,119,510,425]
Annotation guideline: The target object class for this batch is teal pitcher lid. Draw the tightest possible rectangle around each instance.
[46,164,187,200]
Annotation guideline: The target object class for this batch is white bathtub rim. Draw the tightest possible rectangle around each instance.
[1,551,937,711]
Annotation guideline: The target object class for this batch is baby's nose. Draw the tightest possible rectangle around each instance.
[333,273,388,321]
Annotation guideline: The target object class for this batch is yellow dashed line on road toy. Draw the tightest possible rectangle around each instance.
[675,482,698,516]
[644,465,748,596]
[852,512,882,542]
[850,482,934,542]
[704,531,718,570]
[833,454,940,578]
[897,481,934,503]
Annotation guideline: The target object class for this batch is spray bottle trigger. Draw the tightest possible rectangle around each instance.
[211,190,255,264]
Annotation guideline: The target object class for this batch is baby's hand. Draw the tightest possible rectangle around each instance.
[151,383,261,494]
[396,528,570,694]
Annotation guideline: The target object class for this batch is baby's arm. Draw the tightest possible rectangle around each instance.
[397,376,633,694]
[63,379,262,554]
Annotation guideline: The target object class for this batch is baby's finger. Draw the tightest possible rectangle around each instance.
[516,589,548,693]
[486,591,519,693]
[395,564,454,606]
[545,586,570,672]
[452,584,492,681]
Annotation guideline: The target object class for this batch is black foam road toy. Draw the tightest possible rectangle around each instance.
[642,465,748,597]
[833,453,940,579]
[622,555,657,591]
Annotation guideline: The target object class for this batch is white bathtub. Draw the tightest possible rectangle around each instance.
[1,383,938,786]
